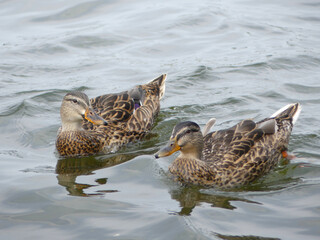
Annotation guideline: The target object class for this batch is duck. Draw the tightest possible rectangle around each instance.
[56,74,166,157]
[155,103,301,188]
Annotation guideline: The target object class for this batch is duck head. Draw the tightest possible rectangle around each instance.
[155,121,204,159]
[60,91,108,131]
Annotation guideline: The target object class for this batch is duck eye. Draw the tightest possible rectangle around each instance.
[72,99,78,104]
[186,130,191,134]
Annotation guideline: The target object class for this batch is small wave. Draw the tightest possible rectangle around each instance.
[268,55,320,70]
[24,44,68,55]
[258,90,289,101]
[64,35,123,49]
[222,55,320,74]
[0,89,91,117]
[297,16,320,22]
[0,150,23,158]
[21,165,55,174]
[285,83,320,94]
[0,101,25,117]
[32,0,110,22]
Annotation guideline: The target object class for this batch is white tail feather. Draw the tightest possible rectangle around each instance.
[257,119,278,134]
[202,118,216,136]
[270,103,301,125]
[292,104,302,125]
[159,74,166,100]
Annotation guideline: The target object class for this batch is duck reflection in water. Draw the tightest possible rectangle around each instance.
[55,153,137,197]
[169,185,260,216]
[168,161,298,216]
[215,233,280,240]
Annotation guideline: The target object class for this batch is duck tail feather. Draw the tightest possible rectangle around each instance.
[270,103,301,125]
[202,118,216,136]
[257,119,277,134]
[148,74,167,100]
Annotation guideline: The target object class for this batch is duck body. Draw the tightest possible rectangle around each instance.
[155,103,301,188]
[56,74,166,157]
[56,130,107,156]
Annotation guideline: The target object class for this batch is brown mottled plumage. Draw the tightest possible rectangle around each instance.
[155,103,301,188]
[56,74,166,157]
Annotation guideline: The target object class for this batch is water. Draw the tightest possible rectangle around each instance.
[0,0,320,239]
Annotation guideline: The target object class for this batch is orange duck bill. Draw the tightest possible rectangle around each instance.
[84,107,108,126]
[155,139,181,158]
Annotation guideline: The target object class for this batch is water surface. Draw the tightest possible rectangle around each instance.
[0,0,320,239]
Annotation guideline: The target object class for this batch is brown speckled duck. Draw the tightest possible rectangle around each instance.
[56,74,166,157]
[155,103,301,188]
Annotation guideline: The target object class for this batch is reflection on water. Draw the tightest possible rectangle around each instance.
[170,186,260,216]
[165,160,305,218]
[215,233,280,240]
[56,153,136,196]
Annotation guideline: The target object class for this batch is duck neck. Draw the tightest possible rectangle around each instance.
[61,120,84,132]
[180,149,202,160]
[180,140,204,160]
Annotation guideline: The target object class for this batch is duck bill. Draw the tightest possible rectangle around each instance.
[84,107,108,125]
[155,140,180,158]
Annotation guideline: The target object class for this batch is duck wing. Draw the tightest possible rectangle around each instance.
[203,103,301,168]
[126,74,166,132]
[84,74,166,132]
[90,91,135,123]
[202,119,269,165]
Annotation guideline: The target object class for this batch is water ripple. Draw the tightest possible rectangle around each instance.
[285,83,320,94]
[64,35,123,49]
[32,0,111,22]
[0,0,320,239]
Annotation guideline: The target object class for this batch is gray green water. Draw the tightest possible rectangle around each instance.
[1,0,320,239]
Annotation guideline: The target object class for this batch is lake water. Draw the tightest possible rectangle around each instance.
[0,0,320,239]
